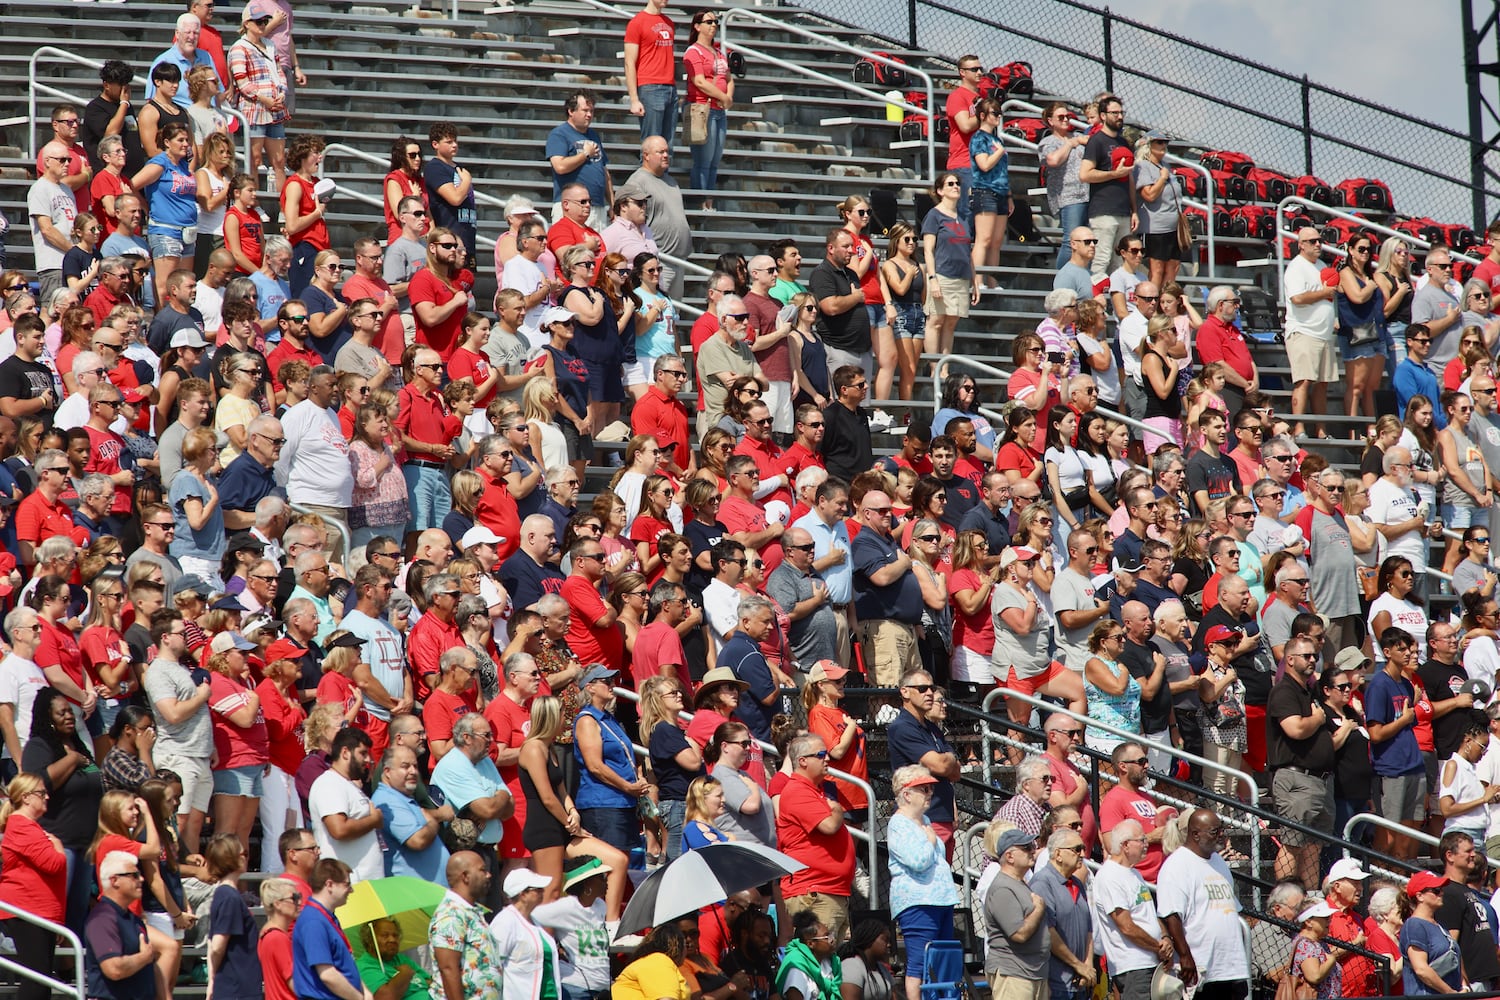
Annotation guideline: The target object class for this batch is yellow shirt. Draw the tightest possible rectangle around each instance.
[612,953,688,1000]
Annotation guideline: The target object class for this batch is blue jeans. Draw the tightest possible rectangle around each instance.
[659,798,686,861]
[63,846,94,937]
[1056,202,1089,267]
[289,239,319,297]
[689,107,728,194]
[638,84,679,148]
[403,463,452,534]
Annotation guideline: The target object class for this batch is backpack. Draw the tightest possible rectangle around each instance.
[1007,197,1038,243]
[727,49,746,79]
[1335,178,1394,213]
[1001,117,1047,144]
[1231,204,1278,241]
[866,188,900,236]
[1319,216,1371,248]
[1208,169,1251,203]
[1199,150,1254,176]
[1185,204,1240,238]
[899,113,949,144]
[852,52,908,88]
[1243,167,1291,203]
[983,61,1034,101]
[1289,175,1336,205]
[1173,167,1205,199]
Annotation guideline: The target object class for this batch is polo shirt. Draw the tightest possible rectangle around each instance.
[499,551,567,613]
[266,340,323,392]
[808,259,871,354]
[146,45,216,106]
[734,435,794,507]
[820,400,872,484]
[292,900,363,1000]
[546,216,602,259]
[776,771,857,897]
[15,491,81,557]
[631,385,691,470]
[719,494,784,575]
[217,452,281,529]
[372,782,449,883]
[1195,314,1254,384]
[475,474,521,561]
[886,710,955,823]
[1031,864,1093,997]
[84,895,154,1000]
[851,528,922,623]
[561,575,625,667]
[717,632,777,741]
[956,502,1011,559]
[407,613,461,700]
[395,383,451,449]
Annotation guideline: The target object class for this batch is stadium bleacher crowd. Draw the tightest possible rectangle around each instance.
[8,1,1500,1000]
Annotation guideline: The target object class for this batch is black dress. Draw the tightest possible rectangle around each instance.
[521,748,570,850]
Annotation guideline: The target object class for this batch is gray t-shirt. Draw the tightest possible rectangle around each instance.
[1053,262,1094,303]
[1454,559,1491,598]
[125,548,182,594]
[1306,507,1361,619]
[1413,281,1462,369]
[840,956,893,1000]
[157,420,191,487]
[764,563,838,669]
[1037,133,1087,213]
[625,167,693,258]
[382,237,427,308]
[1260,598,1300,655]
[1247,514,1288,559]
[143,656,211,758]
[711,763,776,847]
[484,328,531,404]
[1050,566,1098,673]
[983,871,1049,979]
[334,339,386,381]
[1153,635,1197,713]
[1132,158,1180,236]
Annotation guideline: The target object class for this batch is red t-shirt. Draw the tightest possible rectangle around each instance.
[631,385,691,471]
[448,346,496,410]
[0,814,66,922]
[546,216,603,260]
[91,171,130,236]
[684,41,729,107]
[625,11,676,85]
[688,709,767,787]
[409,268,467,360]
[256,678,306,777]
[224,205,264,272]
[948,567,995,656]
[259,925,297,1000]
[35,617,86,702]
[629,514,672,557]
[1473,257,1500,299]
[80,625,128,696]
[560,575,625,668]
[944,87,980,169]
[94,831,145,914]
[775,772,857,896]
[423,689,471,757]
[280,174,330,251]
[315,671,369,731]
[1099,785,1168,882]
[632,619,687,692]
[476,475,521,561]
[483,692,532,846]
[734,436,794,508]
[382,169,427,245]
[805,704,869,810]
[995,441,1043,482]
[208,672,270,770]
[718,495,784,575]
[341,272,406,367]
[83,425,133,514]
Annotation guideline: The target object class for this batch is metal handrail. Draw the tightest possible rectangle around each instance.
[29,46,252,174]
[322,141,511,213]
[1001,99,1218,276]
[720,6,937,189]
[318,172,497,251]
[611,685,881,906]
[289,501,352,563]
[1341,812,1440,882]
[0,902,85,1000]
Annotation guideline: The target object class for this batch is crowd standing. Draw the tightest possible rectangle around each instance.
[8,5,1500,1000]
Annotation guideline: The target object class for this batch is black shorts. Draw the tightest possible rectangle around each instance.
[1143,231,1179,261]
[557,418,592,464]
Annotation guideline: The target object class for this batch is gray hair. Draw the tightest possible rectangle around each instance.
[284,523,322,551]
[533,593,569,616]
[78,472,113,501]
[795,465,828,493]
[452,712,487,743]
[424,573,459,601]
[1107,818,1143,853]
[1268,881,1306,912]
[787,733,826,762]
[892,764,931,799]
[1366,886,1401,921]
[99,849,141,882]
[45,287,76,314]
[247,415,283,440]
[1046,829,1078,851]
[386,589,413,619]
[308,364,335,383]
[255,495,287,526]
[294,551,324,576]
[439,646,475,673]
[1152,599,1185,625]
[97,136,125,160]
[503,651,538,679]
[454,595,489,630]
[281,597,314,621]
[649,579,685,615]
[1205,286,1238,312]
[1275,563,1304,588]
[1016,757,1051,785]
[1044,288,1079,315]
[263,235,292,258]
[717,294,746,320]
[737,593,774,622]
[36,535,77,565]
[4,606,38,640]
[1151,449,1184,476]
[1263,433,1297,458]
[1382,446,1413,474]
[100,254,130,277]
[477,434,508,461]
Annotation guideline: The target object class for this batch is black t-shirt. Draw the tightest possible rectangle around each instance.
[936,473,978,528]
[1193,605,1275,705]
[22,737,105,848]
[125,622,153,670]
[821,400,873,484]
[1082,129,1132,215]
[1417,658,1486,759]
[63,247,102,286]
[1264,673,1335,773]
[1185,448,1241,514]
[1121,638,1173,733]
[684,518,726,593]
[498,551,566,612]
[808,260,872,354]
[1438,882,1500,982]
[1330,703,1373,801]
[82,96,146,177]
[1360,446,1384,482]
[0,356,56,427]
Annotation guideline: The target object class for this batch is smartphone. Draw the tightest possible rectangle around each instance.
[1047,351,1066,365]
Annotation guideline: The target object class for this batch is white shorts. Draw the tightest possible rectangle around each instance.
[952,644,992,685]
[143,910,185,941]
[623,359,651,387]
[156,752,212,814]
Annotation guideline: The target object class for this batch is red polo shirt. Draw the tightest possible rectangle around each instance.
[266,340,322,392]
[719,494,784,575]
[776,771,856,897]
[545,216,602,260]
[15,492,84,562]
[1195,314,1255,384]
[85,284,125,328]
[631,385,690,470]
[475,473,521,562]
[781,441,824,480]
[560,575,624,668]
[396,383,450,449]
[407,612,461,702]
[734,434,794,508]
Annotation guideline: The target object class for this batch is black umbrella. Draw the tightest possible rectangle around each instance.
[614,842,805,938]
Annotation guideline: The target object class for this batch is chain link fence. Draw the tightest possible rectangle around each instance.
[784,0,1500,228]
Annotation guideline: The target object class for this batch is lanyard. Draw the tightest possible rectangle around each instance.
[305,899,350,951]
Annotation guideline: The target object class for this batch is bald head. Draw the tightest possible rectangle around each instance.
[520,513,557,559]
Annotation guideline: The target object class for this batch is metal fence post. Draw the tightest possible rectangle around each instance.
[907,0,917,50]
[1101,7,1114,95]
[1300,74,1313,176]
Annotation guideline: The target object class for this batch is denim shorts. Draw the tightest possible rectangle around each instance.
[213,763,265,797]
[865,303,888,330]
[249,122,287,140]
[148,229,195,259]
[1442,501,1477,530]
[893,302,926,339]
[1338,335,1385,362]
[970,188,1008,214]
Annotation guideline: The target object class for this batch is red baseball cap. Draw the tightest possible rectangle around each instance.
[1203,624,1243,646]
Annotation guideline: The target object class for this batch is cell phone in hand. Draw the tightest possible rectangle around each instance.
[1047,352,1066,365]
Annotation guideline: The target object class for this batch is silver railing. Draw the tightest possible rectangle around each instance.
[0,902,85,1000]
[289,501,352,562]
[612,685,881,906]
[1341,812,1441,881]
[29,46,252,173]
[320,142,502,250]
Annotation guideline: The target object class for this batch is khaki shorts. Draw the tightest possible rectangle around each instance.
[988,976,1047,1000]
[926,275,972,319]
[1286,331,1339,383]
[157,752,212,814]
[856,619,918,687]
[784,891,850,942]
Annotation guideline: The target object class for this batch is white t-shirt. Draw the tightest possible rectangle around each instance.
[308,769,384,883]
[532,896,611,993]
[502,255,548,329]
[1464,636,1500,699]
[1366,477,1426,570]
[1476,740,1500,843]
[193,282,226,334]
[702,578,741,653]
[1050,566,1097,673]
[28,177,76,272]
[1367,592,1428,666]
[1154,849,1247,983]
[1076,331,1121,405]
[0,654,47,761]
[1118,311,1148,382]
[274,400,354,506]
[1284,255,1335,340]
[1089,858,1162,975]
[1109,267,1144,313]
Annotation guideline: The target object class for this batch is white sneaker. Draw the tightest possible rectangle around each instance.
[868,408,893,432]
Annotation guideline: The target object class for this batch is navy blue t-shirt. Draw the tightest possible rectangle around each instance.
[684,518,727,592]
[1365,669,1425,777]
[649,720,703,800]
[936,474,978,528]
[851,528,922,623]
[887,710,954,823]
[499,551,567,612]
[718,632,776,741]
[300,285,352,364]
[208,883,261,1000]
[217,452,283,528]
